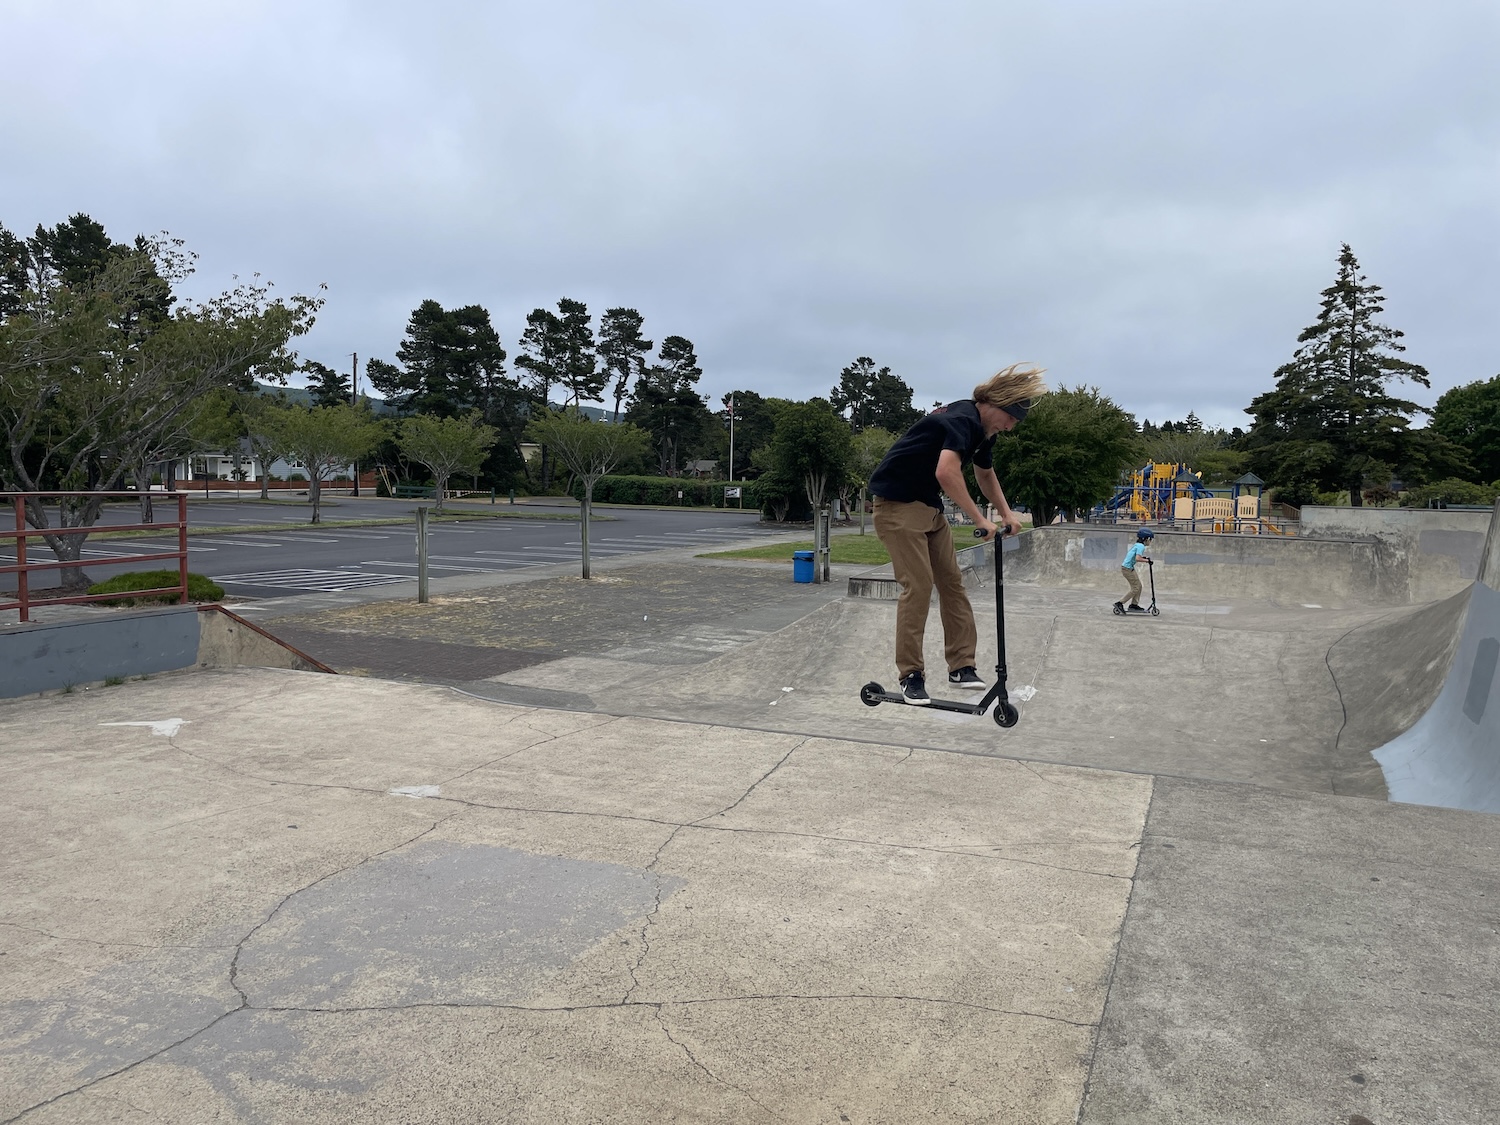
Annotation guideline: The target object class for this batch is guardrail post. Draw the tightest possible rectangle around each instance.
[416,505,430,604]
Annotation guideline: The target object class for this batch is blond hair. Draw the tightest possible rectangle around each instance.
[972,363,1048,410]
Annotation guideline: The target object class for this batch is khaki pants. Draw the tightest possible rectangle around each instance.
[1121,565,1143,605]
[873,497,977,679]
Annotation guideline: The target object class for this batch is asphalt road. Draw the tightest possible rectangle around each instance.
[7,497,774,599]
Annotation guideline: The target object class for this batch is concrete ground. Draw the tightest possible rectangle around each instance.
[3,553,1499,1123]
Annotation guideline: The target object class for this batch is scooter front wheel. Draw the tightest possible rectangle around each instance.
[1150,606,1160,616]
[859,682,884,707]
[993,702,1019,728]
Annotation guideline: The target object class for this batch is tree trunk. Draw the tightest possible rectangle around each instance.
[258,459,271,500]
[133,461,155,524]
[433,473,447,513]
[309,477,322,523]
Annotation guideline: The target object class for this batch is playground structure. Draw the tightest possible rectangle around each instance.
[1102,463,1212,522]
[1098,466,1295,535]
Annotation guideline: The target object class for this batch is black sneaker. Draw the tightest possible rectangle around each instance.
[1127,604,1147,613]
[948,666,986,690]
[900,672,931,705]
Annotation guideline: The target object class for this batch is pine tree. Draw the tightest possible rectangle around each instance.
[303,360,352,407]
[1244,244,1429,506]
[598,307,652,421]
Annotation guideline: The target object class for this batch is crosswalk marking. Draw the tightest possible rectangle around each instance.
[214,569,412,591]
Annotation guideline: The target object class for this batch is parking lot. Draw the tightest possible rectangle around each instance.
[3,497,774,597]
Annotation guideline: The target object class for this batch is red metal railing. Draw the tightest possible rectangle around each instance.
[1,491,190,623]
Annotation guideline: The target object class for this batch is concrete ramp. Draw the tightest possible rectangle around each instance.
[1373,580,1500,813]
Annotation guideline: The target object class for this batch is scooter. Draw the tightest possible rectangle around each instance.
[1112,558,1159,617]
[859,528,1020,728]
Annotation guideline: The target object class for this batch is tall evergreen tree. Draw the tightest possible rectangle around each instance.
[366,299,509,419]
[303,359,352,408]
[831,357,921,433]
[598,307,652,421]
[514,297,601,409]
[625,335,712,475]
[1244,245,1431,506]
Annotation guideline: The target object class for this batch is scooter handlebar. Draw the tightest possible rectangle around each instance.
[972,527,1013,539]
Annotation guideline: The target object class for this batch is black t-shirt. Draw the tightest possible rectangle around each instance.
[868,400,995,510]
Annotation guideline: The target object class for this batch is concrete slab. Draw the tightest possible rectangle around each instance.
[1080,776,1500,1124]
[0,669,1150,1123]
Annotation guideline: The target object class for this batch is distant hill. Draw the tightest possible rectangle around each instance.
[254,383,399,416]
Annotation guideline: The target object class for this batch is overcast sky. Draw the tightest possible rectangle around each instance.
[4,0,1497,429]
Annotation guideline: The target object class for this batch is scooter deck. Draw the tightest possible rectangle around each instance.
[860,681,1020,726]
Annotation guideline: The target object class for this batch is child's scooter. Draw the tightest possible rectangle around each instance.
[1112,558,1159,617]
[859,528,1020,728]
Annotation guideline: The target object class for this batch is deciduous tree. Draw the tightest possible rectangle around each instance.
[1432,375,1500,485]
[0,218,319,587]
[396,412,499,513]
[273,404,385,523]
[769,399,852,517]
[525,409,649,578]
[989,385,1137,526]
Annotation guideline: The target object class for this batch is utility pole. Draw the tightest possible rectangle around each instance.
[727,394,735,486]
[350,352,360,497]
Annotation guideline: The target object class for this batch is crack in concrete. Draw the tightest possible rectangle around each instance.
[6,817,455,1124]
[0,920,229,952]
[433,717,584,786]
[3,1006,243,1125]
[652,1006,786,1122]
[693,740,806,825]
[622,822,688,1004]
[626,742,805,1003]
[228,817,450,1005]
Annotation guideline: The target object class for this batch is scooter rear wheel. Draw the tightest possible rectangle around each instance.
[993,702,1019,728]
[859,682,884,707]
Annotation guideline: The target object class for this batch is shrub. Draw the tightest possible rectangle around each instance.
[1405,479,1498,508]
[566,475,755,508]
[88,570,225,606]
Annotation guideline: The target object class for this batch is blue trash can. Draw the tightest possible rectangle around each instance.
[792,550,815,583]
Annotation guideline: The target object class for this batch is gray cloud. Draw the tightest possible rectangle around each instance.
[3,0,1496,429]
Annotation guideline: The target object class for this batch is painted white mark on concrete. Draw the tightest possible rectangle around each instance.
[390,785,440,799]
[781,686,794,693]
[1302,604,1323,609]
[768,699,779,706]
[99,719,187,737]
[1013,684,1038,702]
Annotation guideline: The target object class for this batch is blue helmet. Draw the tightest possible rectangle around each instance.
[1136,527,1155,542]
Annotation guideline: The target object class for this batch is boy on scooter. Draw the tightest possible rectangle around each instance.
[1116,528,1153,613]
[868,363,1047,704]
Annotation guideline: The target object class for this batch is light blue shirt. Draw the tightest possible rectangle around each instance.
[1122,542,1149,570]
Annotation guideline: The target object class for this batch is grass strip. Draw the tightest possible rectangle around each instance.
[699,525,984,567]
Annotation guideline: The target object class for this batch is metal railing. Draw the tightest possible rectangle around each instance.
[1,492,189,623]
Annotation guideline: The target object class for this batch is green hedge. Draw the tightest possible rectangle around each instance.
[568,476,756,507]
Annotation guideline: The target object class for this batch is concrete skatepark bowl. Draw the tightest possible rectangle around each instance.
[2,503,1498,1123]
